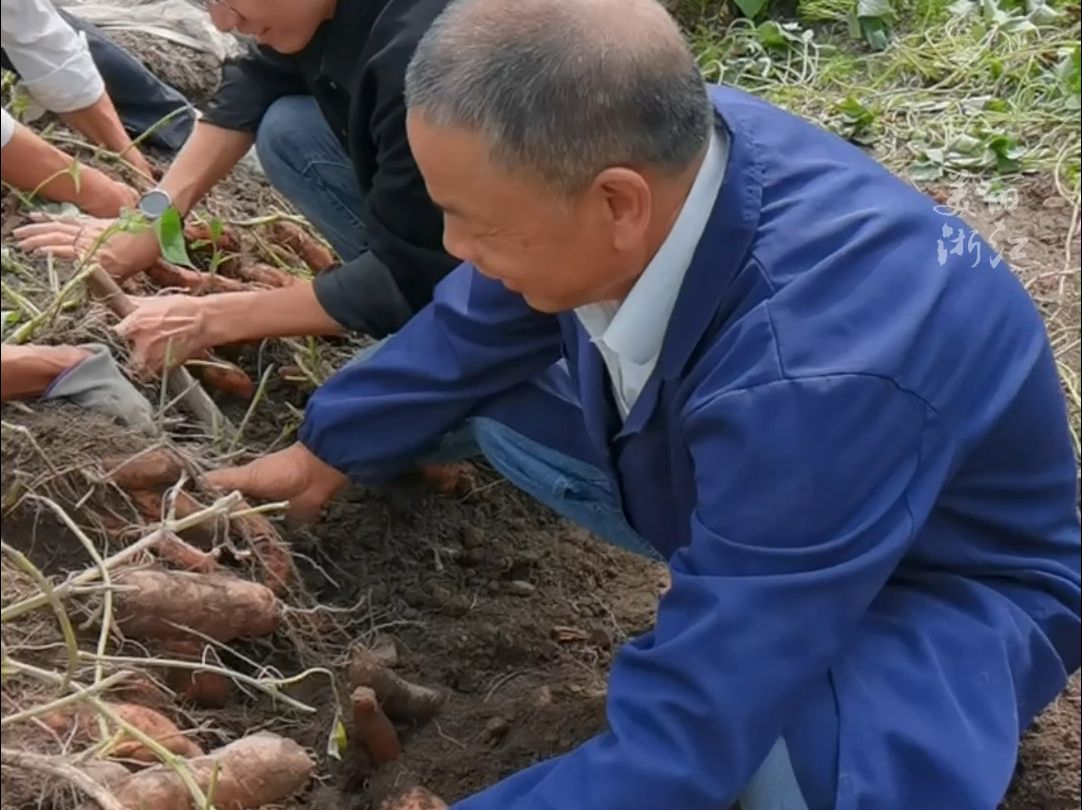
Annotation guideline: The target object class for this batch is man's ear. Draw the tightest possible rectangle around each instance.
[593,167,652,252]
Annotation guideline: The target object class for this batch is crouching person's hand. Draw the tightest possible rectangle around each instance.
[42,343,156,433]
[203,442,349,522]
[2,343,155,433]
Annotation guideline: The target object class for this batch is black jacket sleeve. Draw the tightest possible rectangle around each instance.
[350,0,459,316]
[201,44,307,133]
[312,250,416,337]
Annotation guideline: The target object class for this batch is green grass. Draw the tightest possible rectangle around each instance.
[690,0,1081,201]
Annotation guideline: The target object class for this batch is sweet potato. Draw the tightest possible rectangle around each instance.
[110,732,314,810]
[113,569,280,642]
[229,507,295,594]
[348,649,445,721]
[418,462,477,497]
[129,489,219,546]
[146,261,249,295]
[41,702,202,762]
[158,639,234,709]
[351,686,401,766]
[183,222,239,253]
[267,221,335,273]
[193,360,255,400]
[104,450,185,491]
[225,260,298,288]
[156,533,219,573]
[381,787,449,810]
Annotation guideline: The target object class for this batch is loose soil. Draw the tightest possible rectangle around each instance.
[1,45,1079,810]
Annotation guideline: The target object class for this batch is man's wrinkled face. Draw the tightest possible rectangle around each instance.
[207,0,328,54]
[406,111,652,313]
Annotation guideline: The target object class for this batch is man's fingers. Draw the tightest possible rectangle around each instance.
[202,466,258,495]
[18,241,80,258]
[13,223,83,243]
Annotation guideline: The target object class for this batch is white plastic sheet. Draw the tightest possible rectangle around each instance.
[53,0,242,62]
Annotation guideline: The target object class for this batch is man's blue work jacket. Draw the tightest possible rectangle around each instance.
[299,86,1081,809]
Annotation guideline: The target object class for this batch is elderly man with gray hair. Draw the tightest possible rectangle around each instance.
[209,1,1082,808]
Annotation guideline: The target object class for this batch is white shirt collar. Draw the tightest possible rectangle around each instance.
[578,128,728,366]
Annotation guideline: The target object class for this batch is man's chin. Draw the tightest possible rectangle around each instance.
[257,31,305,54]
[519,293,571,315]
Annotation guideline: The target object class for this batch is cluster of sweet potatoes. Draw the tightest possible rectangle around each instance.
[115,219,336,400]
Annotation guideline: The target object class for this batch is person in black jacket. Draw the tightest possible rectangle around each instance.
[15,0,458,372]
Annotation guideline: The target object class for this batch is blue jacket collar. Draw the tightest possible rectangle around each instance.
[656,86,764,380]
[589,86,763,439]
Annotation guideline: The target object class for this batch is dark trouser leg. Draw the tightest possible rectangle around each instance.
[254,95,367,261]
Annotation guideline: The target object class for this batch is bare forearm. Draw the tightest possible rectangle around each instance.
[59,93,135,158]
[1,345,87,401]
[159,122,254,215]
[1,123,127,211]
[203,283,346,345]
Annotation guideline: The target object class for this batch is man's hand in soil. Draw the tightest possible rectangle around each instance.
[115,294,211,373]
[1,122,139,218]
[14,214,160,279]
[118,285,346,375]
[1,343,155,431]
[203,442,350,522]
[1,344,89,400]
[380,788,448,810]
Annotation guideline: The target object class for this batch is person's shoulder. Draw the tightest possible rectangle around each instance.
[370,0,451,48]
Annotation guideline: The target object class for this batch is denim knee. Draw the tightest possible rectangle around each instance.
[254,96,313,185]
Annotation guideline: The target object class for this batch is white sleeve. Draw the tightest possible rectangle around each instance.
[1,107,16,148]
[0,0,105,114]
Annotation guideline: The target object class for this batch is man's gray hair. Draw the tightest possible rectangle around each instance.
[404,0,713,193]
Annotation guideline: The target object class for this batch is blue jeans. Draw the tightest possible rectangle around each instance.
[255,96,367,260]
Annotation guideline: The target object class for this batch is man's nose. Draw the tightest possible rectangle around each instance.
[207,3,241,32]
[442,224,475,265]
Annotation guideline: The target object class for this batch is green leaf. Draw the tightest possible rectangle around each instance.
[326,712,347,761]
[946,0,978,16]
[756,20,804,48]
[853,0,894,49]
[909,163,945,182]
[733,0,770,18]
[1059,44,1082,97]
[857,0,893,17]
[1,310,20,335]
[987,134,1023,172]
[835,95,877,141]
[209,217,224,242]
[153,207,193,268]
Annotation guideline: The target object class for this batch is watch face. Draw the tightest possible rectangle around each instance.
[138,190,172,219]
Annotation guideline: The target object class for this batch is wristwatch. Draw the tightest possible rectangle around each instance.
[137,188,173,221]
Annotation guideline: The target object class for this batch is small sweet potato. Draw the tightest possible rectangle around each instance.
[348,649,445,722]
[267,221,335,273]
[193,361,255,400]
[156,533,219,573]
[229,507,295,594]
[104,450,185,491]
[158,639,233,709]
[183,222,239,253]
[128,489,219,547]
[110,732,314,810]
[418,463,477,497]
[41,702,202,762]
[226,260,298,288]
[351,686,401,766]
[146,261,249,295]
[113,568,280,642]
[381,787,449,810]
